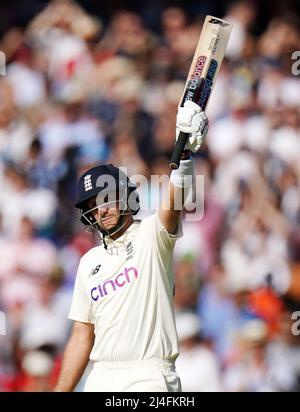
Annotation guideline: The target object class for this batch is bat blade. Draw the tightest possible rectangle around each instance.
[169,16,232,170]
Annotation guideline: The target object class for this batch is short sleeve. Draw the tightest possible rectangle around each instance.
[141,212,183,255]
[68,259,93,323]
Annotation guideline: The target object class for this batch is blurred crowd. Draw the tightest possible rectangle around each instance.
[0,0,300,392]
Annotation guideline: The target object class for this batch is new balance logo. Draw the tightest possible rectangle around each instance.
[84,175,92,191]
[90,264,101,277]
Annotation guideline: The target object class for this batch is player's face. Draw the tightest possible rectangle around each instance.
[86,194,121,231]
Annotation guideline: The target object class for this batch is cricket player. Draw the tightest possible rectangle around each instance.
[54,101,208,392]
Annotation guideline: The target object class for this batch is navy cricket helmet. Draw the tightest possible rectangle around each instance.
[75,164,140,215]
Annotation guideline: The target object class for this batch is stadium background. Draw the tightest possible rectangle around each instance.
[0,0,300,391]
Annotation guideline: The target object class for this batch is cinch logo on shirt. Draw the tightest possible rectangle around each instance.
[90,266,139,301]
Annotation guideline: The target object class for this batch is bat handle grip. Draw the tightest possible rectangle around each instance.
[169,131,190,170]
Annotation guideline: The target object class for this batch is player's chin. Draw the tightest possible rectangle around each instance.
[102,218,119,230]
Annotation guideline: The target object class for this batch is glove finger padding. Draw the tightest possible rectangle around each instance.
[184,100,201,113]
[176,101,209,153]
[176,108,194,127]
[176,102,202,133]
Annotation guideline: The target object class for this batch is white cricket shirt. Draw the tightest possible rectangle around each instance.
[68,212,182,362]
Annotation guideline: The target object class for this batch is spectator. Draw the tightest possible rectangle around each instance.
[175,311,222,391]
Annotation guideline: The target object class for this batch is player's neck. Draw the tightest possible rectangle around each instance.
[109,215,134,240]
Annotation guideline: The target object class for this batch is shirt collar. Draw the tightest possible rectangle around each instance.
[104,220,140,247]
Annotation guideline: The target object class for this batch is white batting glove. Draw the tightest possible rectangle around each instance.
[176,101,209,153]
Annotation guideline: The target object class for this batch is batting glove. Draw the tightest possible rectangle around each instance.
[176,101,209,153]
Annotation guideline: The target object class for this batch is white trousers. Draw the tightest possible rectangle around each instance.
[84,359,181,392]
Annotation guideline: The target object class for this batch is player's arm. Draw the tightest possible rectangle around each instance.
[158,101,208,234]
[54,320,94,392]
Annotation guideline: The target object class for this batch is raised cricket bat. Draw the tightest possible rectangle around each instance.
[169,16,232,169]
